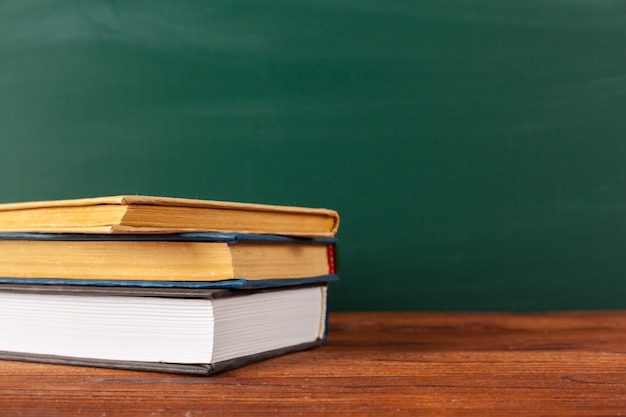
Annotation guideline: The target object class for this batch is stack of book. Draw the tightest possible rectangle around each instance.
[0,195,340,375]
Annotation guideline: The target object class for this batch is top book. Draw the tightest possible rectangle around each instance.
[0,195,340,237]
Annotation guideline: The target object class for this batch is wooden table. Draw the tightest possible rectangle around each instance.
[3,311,626,416]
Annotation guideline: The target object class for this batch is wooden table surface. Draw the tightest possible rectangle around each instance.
[3,311,626,416]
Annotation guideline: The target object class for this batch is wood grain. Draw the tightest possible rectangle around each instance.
[3,311,626,416]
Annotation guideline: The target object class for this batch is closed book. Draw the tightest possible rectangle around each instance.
[0,195,339,237]
[0,283,328,375]
[0,233,337,288]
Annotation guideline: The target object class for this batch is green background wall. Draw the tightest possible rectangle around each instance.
[2,1,626,311]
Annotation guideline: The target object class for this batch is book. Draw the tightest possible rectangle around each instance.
[0,195,339,237]
[0,283,328,375]
[0,233,337,287]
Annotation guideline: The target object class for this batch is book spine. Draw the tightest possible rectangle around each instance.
[327,244,336,275]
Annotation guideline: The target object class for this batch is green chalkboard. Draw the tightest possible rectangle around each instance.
[2,1,626,311]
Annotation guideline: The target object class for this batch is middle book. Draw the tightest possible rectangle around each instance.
[0,233,337,289]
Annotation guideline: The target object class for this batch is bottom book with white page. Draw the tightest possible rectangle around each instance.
[0,284,327,375]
